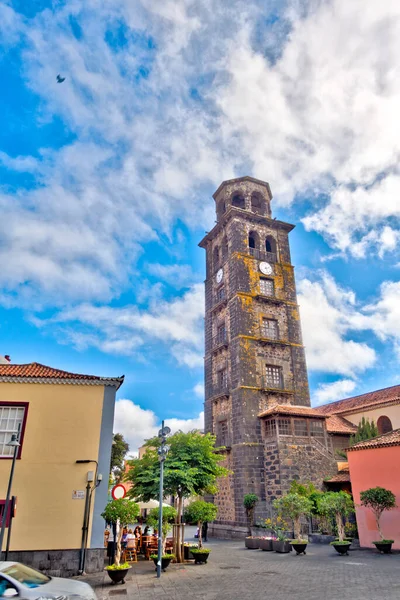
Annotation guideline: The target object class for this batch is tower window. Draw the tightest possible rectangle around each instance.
[294,419,308,436]
[231,193,245,209]
[251,192,265,215]
[265,365,283,389]
[217,368,227,388]
[259,278,274,296]
[261,318,278,340]
[249,234,255,249]
[216,323,226,344]
[265,236,277,260]
[222,237,228,262]
[217,420,229,447]
[215,286,226,304]
[377,415,393,435]
[213,246,220,270]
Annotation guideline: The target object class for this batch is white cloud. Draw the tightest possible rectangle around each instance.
[363,281,400,345]
[146,263,196,288]
[34,283,204,368]
[114,398,204,454]
[193,382,204,398]
[313,379,357,406]
[298,273,376,376]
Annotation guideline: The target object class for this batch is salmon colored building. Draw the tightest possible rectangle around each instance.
[0,361,124,575]
[347,430,400,550]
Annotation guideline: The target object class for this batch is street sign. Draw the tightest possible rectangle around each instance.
[111,484,126,500]
[72,490,85,499]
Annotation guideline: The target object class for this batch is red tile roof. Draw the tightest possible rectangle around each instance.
[317,384,400,416]
[347,429,400,451]
[258,404,325,419]
[325,415,358,435]
[0,362,124,389]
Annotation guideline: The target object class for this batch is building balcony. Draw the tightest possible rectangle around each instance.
[249,248,277,263]
[209,382,230,398]
[259,377,294,394]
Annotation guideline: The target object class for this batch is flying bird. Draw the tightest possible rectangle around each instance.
[56,74,66,83]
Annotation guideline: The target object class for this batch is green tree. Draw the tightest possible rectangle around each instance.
[146,505,177,554]
[337,418,379,459]
[101,499,140,565]
[110,433,130,481]
[243,494,259,536]
[273,492,313,541]
[125,430,230,561]
[319,492,354,542]
[360,487,397,541]
[184,501,218,548]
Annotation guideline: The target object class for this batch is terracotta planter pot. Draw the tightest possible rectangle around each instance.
[259,539,273,551]
[290,542,307,555]
[245,538,260,549]
[273,540,291,553]
[373,541,393,554]
[331,542,351,556]
[105,567,131,584]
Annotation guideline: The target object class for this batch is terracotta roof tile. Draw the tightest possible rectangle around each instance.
[258,404,325,419]
[0,362,124,389]
[325,415,358,435]
[324,472,351,483]
[317,384,400,415]
[347,428,400,451]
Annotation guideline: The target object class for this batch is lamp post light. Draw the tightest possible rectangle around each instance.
[0,431,20,558]
[156,422,170,579]
[75,459,102,574]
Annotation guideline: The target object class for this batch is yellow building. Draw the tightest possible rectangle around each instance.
[0,361,123,575]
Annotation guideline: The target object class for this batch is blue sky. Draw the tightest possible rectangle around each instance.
[1,0,400,451]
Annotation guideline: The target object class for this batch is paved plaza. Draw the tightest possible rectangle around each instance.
[81,539,400,600]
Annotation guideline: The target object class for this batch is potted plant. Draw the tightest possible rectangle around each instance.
[360,487,397,553]
[101,498,140,583]
[245,536,262,549]
[244,494,259,535]
[274,492,313,555]
[265,516,291,553]
[184,500,217,549]
[183,543,198,560]
[243,493,259,547]
[191,547,211,564]
[147,505,177,571]
[319,492,355,556]
[259,536,274,551]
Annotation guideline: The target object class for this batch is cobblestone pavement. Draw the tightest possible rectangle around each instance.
[79,540,400,600]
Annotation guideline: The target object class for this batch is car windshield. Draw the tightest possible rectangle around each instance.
[2,564,51,588]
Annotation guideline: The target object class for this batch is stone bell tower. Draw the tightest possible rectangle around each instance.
[199,176,317,537]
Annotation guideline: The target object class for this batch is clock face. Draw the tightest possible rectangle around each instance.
[216,268,224,284]
[259,262,273,276]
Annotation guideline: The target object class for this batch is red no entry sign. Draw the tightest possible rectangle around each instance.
[111,484,127,500]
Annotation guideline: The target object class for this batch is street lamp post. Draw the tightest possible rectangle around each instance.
[156,422,170,579]
[0,431,20,558]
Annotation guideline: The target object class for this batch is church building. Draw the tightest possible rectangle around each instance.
[199,176,338,537]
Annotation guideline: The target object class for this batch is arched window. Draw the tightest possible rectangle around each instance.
[221,237,228,262]
[251,192,265,215]
[231,193,245,209]
[265,235,277,260]
[377,415,393,435]
[213,246,220,270]
[248,231,260,256]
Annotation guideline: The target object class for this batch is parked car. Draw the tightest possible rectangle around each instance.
[0,562,97,600]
